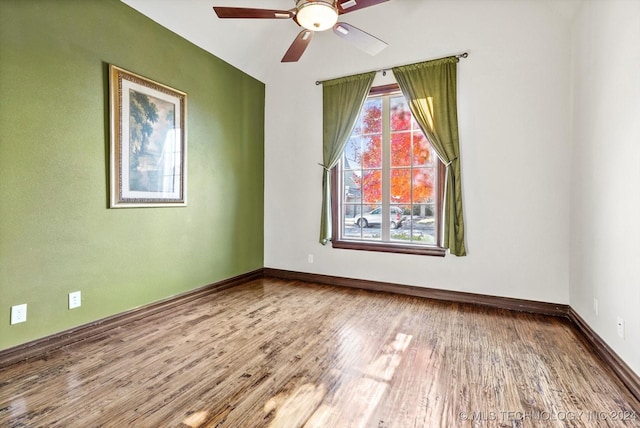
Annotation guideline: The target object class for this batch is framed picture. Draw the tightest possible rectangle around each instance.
[109,65,187,207]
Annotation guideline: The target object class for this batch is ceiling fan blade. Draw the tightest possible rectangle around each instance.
[281,30,314,63]
[213,7,294,19]
[333,22,387,56]
[337,0,389,15]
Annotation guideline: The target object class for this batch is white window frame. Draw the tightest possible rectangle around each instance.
[331,84,445,257]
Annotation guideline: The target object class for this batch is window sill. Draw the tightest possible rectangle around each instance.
[331,239,446,257]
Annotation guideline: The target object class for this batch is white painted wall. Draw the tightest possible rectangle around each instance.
[264,0,573,303]
[570,0,640,375]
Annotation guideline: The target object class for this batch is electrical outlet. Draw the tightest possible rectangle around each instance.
[616,317,624,339]
[593,298,598,316]
[10,304,27,325]
[69,291,81,309]
[308,254,314,263]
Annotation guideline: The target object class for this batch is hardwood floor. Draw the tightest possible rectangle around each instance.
[1,278,638,427]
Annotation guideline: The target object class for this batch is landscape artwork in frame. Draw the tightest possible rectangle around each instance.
[109,65,187,207]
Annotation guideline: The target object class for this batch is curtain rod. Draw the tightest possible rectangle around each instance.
[315,52,468,85]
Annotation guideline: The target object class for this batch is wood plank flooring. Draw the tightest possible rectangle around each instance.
[0,278,638,427]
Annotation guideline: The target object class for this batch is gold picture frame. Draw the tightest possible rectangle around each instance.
[109,65,187,207]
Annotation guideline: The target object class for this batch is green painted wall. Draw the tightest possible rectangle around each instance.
[0,0,264,350]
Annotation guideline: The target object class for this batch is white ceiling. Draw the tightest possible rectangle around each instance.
[121,0,582,84]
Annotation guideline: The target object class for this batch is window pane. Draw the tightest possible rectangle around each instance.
[355,204,382,240]
[343,136,362,170]
[412,167,435,204]
[412,132,432,166]
[408,204,436,244]
[342,205,363,239]
[411,115,422,131]
[362,98,382,134]
[343,171,361,203]
[343,204,361,219]
[362,134,381,168]
[390,168,411,204]
[390,228,427,244]
[352,115,362,136]
[391,132,411,167]
[390,96,411,131]
[362,170,382,204]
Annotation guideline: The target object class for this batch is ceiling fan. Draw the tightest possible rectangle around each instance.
[212,0,389,62]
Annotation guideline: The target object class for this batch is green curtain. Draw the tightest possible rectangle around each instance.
[392,57,466,256]
[320,71,376,244]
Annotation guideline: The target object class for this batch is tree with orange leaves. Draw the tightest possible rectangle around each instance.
[349,97,435,207]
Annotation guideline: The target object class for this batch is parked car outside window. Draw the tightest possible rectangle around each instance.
[354,206,406,229]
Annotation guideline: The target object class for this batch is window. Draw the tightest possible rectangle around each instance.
[332,84,445,256]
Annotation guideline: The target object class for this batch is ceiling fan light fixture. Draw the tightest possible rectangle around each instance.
[296,0,339,32]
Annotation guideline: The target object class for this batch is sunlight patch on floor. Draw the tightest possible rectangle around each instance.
[266,383,328,428]
[309,333,413,426]
[266,332,414,427]
[182,410,209,427]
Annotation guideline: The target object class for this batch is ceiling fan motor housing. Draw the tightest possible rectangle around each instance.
[212,0,389,62]
[295,0,339,31]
